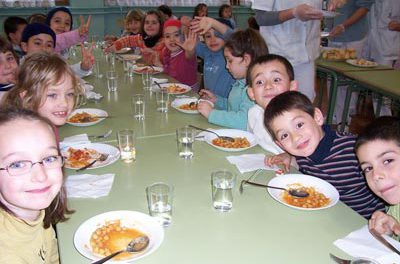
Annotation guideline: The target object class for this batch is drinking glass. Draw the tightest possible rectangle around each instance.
[94,59,103,78]
[132,94,145,120]
[156,89,169,112]
[211,169,236,212]
[106,52,115,70]
[106,70,118,92]
[141,72,152,90]
[146,182,173,227]
[176,126,195,159]
[117,129,136,163]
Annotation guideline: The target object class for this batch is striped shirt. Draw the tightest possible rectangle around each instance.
[296,125,385,219]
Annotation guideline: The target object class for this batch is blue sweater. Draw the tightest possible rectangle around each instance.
[196,43,234,98]
[296,125,385,219]
[208,79,255,130]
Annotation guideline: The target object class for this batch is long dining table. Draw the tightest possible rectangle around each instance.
[56,53,366,263]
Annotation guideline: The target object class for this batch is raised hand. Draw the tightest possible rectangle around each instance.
[190,16,213,34]
[80,42,95,71]
[78,15,92,37]
[176,30,198,53]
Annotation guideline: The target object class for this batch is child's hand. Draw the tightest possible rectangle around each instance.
[199,89,216,103]
[190,16,213,34]
[369,211,400,236]
[78,15,92,37]
[104,44,116,54]
[141,48,158,65]
[265,153,292,172]
[176,30,198,53]
[198,101,213,118]
[80,43,95,71]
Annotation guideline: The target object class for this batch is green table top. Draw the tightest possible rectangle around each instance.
[56,55,366,263]
[344,70,400,98]
[316,59,393,73]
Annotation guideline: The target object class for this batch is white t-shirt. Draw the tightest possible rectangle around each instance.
[247,104,283,155]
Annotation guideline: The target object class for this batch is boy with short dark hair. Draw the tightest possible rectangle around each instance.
[3,16,27,58]
[355,116,400,235]
[264,91,385,219]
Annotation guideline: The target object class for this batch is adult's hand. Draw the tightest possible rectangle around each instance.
[292,4,323,21]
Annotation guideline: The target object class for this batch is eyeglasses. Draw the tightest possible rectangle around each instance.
[0,155,64,176]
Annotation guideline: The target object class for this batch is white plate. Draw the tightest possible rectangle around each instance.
[203,129,257,152]
[154,83,191,95]
[322,10,341,18]
[74,210,164,263]
[267,174,339,211]
[62,143,120,170]
[67,108,108,127]
[171,97,199,114]
[132,65,163,74]
[346,59,378,68]
[115,47,131,54]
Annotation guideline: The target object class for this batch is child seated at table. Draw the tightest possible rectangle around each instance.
[153,19,198,90]
[246,54,297,154]
[0,107,71,263]
[355,116,400,234]
[3,16,27,58]
[3,52,82,142]
[264,91,385,219]
[105,9,144,42]
[0,37,19,101]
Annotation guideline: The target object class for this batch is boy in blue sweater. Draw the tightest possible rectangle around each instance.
[264,91,385,219]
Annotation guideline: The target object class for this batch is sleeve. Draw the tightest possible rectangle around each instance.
[69,62,91,78]
[55,29,87,53]
[255,10,281,26]
[0,253,26,264]
[114,35,140,51]
[214,95,228,110]
[221,27,234,40]
[195,42,206,59]
[251,0,274,11]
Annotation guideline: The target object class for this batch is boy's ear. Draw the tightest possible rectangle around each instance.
[314,107,324,126]
[247,86,255,101]
[21,42,28,53]
[289,80,298,91]
[243,53,252,67]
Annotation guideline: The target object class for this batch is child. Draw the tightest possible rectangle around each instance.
[246,54,297,154]
[105,9,144,42]
[27,13,47,24]
[3,52,82,142]
[197,27,268,130]
[218,4,236,29]
[0,107,70,262]
[3,16,27,58]
[190,16,235,98]
[20,23,94,78]
[154,19,198,90]
[264,91,385,219]
[193,3,208,18]
[105,10,165,66]
[45,7,90,58]
[0,37,18,98]
[158,5,177,21]
[355,117,400,235]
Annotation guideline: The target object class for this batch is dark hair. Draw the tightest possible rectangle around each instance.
[218,4,231,17]
[246,54,294,87]
[21,23,57,47]
[27,13,47,24]
[224,28,268,66]
[0,36,18,62]
[264,91,315,140]
[141,10,164,37]
[0,107,73,228]
[158,4,172,18]
[3,16,28,41]
[355,116,400,153]
[193,3,208,18]
[248,16,259,30]
[45,6,73,30]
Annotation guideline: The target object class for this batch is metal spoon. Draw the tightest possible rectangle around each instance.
[76,153,109,172]
[88,129,113,139]
[92,235,150,264]
[189,125,235,142]
[239,180,309,198]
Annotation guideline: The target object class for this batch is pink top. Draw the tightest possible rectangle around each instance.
[55,29,87,54]
[162,48,198,90]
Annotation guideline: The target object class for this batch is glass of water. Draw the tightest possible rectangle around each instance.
[146,182,173,227]
[132,94,145,120]
[176,126,195,159]
[106,70,118,92]
[117,129,136,163]
[156,89,169,112]
[211,169,236,212]
[141,72,152,90]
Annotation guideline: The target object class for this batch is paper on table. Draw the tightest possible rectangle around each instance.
[82,83,103,100]
[59,134,90,149]
[65,173,115,198]
[226,153,280,174]
[151,77,168,84]
[334,225,400,263]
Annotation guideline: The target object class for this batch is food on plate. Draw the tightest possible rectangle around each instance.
[65,147,100,168]
[178,102,197,110]
[90,220,147,260]
[321,48,357,60]
[68,112,100,123]
[350,58,376,66]
[282,184,330,208]
[166,84,187,93]
[136,66,161,74]
[212,137,250,148]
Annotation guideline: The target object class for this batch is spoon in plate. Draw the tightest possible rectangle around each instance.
[91,235,150,264]
[239,180,309,198]
[189,125,235,142]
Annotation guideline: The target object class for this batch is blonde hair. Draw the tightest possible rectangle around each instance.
[3,52,83,111]
[126,9,144,23]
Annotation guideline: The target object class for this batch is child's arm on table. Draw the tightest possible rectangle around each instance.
[198,100,214,118]
[369,211,400,236]
[265,152,292,172]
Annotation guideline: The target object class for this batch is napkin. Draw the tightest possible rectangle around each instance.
[81,83,103,100]
[59,134,90,149]
[65,173,115,198]
[334,225,400,263]
[226,153,280,174]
